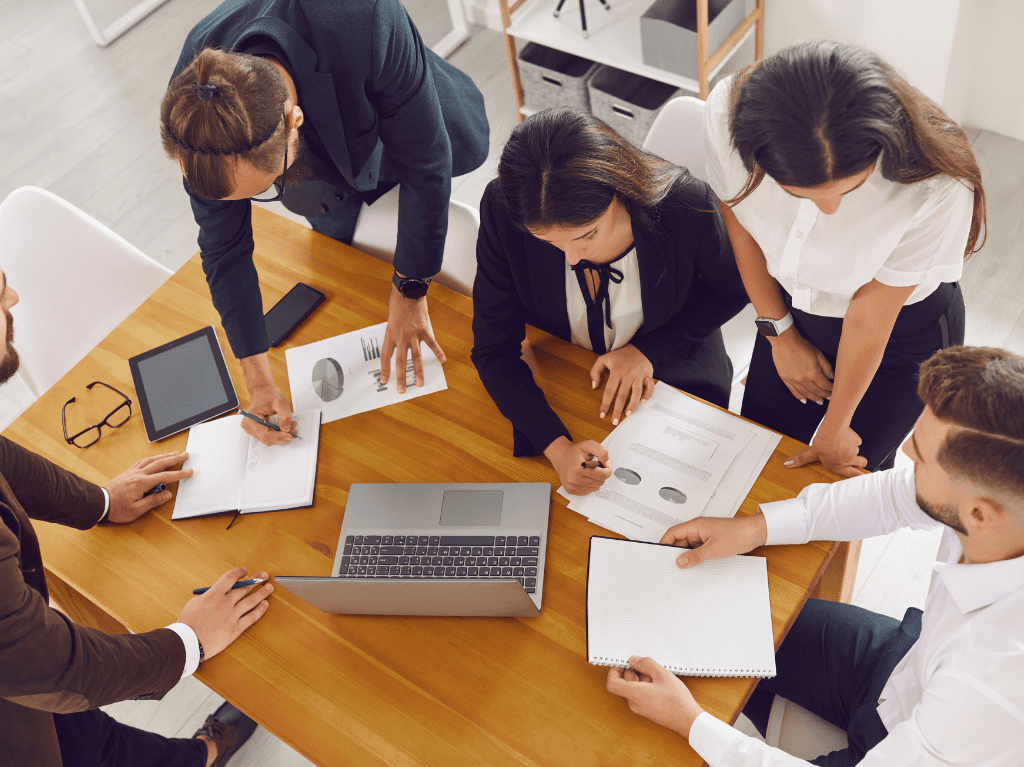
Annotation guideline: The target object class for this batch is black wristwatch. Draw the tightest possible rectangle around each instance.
[392,272,431,300]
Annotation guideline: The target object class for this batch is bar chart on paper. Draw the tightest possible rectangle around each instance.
[286,322,448,423]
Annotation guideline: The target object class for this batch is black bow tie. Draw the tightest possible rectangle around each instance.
[571,259,625,329]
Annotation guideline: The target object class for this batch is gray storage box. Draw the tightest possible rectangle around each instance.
[518,42,599,112]
[587,65,693,145]
[640,0,746,80]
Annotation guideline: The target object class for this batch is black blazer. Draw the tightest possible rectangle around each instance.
[471,178,748,456]
[172,0,489,358]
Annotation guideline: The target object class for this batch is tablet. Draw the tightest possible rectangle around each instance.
[129,326,239,442]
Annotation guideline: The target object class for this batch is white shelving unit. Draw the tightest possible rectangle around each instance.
[499,0,765,118]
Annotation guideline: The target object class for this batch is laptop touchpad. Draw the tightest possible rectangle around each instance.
[440,490,503,526]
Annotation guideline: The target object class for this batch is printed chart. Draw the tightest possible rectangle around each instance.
[286,322,447,423]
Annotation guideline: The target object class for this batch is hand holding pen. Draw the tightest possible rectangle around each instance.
[238,409,301,440]
[543,437,612,497]
[177,567,273,662]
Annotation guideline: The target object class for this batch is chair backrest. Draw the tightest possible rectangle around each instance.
[0,186,172,398]
[642,96,709,182]
[351,187,481,298]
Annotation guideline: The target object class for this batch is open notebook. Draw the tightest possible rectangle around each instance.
[172,410,322,519]
[586,537,776,678]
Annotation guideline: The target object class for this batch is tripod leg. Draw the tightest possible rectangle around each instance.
[579,0,588,38]
[553,0,567,18]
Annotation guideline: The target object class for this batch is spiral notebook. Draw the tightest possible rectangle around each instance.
[586,537,776,678]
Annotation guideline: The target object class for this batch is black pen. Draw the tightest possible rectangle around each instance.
[192,578,264,595]
[237,409,301,439]
[581,456,606,469]
[143,483,167,498]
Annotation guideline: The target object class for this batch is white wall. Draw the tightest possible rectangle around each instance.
[762,0,962,106]
[948,1,1024,141]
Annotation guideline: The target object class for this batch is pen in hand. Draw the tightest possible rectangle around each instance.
[581,456,606,470]
[192,578,265,595]
[237,409,301,439]
[143,483,167,498]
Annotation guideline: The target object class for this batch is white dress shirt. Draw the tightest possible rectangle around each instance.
[95,489,201,678]
[566,248,644,352]
[703,78,973,318]
[688,467,1024,766]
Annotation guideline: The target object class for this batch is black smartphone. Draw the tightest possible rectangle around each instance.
[265,283,326,347]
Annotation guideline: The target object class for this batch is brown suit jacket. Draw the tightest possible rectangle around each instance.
[0,437,185,767]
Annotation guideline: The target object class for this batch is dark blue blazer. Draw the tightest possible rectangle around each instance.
[172,0,488,358]
[471,178,748,456]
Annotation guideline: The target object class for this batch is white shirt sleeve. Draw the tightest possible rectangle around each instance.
[165,622,201,678]
[689,681,1024,767]
[874,176,972,288]
[760,467,941,547]
[703,78,740,201]
[96,487,110,523]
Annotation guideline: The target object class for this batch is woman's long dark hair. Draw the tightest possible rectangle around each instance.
[495,107,690,243]
[726,40,985,257]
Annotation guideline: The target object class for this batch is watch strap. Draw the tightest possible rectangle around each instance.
[755,312,794,337]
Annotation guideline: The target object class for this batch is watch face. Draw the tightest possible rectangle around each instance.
[400,279,429,300]
[755,319,779,337]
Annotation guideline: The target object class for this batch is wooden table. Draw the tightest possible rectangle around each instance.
[8,208,848,766]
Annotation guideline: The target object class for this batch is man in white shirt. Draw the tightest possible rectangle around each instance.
[607,345,1024,765]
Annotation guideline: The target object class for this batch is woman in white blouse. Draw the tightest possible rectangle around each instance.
[705,41,985,475]
[472,108,748,495]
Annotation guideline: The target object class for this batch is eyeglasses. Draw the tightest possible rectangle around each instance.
[62,381,132,448]
[249,109,289,204]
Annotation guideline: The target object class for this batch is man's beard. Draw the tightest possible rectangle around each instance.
[282,128,312,185]
[916,491,968,535]
[0,313,19,386]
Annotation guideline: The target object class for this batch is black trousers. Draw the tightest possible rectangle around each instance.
[741,283,965,470]
[742,599,922,766]
[53,709,206,767]
[655,328,733,410]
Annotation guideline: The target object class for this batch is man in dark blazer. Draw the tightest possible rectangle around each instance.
[0,274,272,767]
[163,0,489,447]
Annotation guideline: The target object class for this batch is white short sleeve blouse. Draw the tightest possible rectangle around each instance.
[703,77,973,318]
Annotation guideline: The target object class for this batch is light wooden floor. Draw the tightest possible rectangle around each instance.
[2,0,1024,762]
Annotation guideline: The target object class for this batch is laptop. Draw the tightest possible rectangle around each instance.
[276,482,550,617]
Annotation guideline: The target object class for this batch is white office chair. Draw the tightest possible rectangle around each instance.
[351,186,481,297]
[642,97,755,392]
[765,695,849,760]
[0,186,173,401]
[642,96,710,182]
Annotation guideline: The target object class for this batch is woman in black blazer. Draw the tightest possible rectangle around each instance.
[472,108,749,495]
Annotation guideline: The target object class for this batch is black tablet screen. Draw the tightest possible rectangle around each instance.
[136,336,231,432]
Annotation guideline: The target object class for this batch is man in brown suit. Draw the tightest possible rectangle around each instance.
[0,271,272,767]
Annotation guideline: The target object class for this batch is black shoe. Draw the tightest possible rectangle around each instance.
[193,701,258,767]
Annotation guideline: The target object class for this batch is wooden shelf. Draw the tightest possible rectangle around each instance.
[500,0,765,119]
[508,0,755,93]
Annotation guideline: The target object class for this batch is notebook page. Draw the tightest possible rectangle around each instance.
[239,409,321,513]
[172,415,248,519]
[587,537,776,677]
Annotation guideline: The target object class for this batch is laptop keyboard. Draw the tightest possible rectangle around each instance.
[337,534,540,593]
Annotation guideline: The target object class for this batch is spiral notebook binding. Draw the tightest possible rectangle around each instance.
[590,657,774,678]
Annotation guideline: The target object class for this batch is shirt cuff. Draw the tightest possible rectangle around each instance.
[759,497,811,546]
[97,488,110,524]
[166,623,201,678]
[689,711,754,765]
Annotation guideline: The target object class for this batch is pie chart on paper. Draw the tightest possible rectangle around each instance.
[312,358,344,402]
